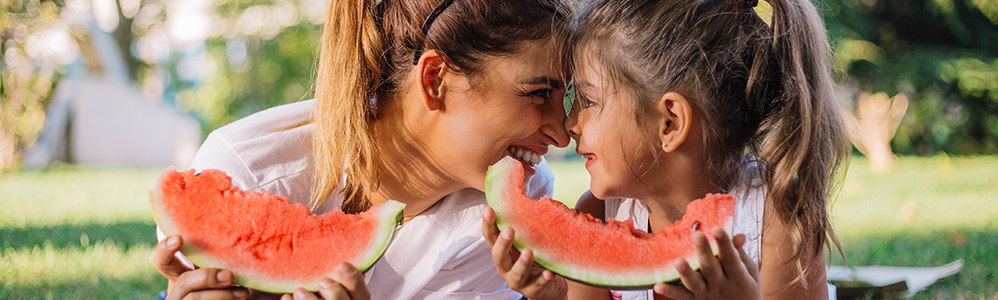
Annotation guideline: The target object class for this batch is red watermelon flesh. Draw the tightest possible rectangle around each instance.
[485,156,735,288]
[150,169,404,293]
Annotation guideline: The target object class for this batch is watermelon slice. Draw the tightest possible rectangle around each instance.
[150,169,405,293]
[485,156,735,289]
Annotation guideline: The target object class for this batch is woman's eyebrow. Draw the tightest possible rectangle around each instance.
[521,76,565,90]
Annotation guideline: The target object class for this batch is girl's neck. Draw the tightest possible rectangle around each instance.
[367,102,466,222]
[640,156,722,233]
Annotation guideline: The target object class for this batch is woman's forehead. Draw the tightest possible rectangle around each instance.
[484,39,568,85]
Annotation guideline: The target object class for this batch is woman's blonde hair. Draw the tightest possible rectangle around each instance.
[572,0,849,285]
[311,0,570,213]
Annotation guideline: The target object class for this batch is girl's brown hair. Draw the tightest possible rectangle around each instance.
[311,0,570,213]
[573,0,848,285]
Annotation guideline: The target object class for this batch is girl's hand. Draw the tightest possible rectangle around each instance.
[652,227,761,300]
[155,235,251,300]
[483,207,568,300]
[279,263,371,300]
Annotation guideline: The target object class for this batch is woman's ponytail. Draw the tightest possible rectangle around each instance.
[755,0,849,285]
[311,0,386,213]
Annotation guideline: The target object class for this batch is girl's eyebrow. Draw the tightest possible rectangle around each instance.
[573,81,592,89]
[521,76,565,90]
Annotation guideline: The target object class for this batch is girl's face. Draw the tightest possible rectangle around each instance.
[435,39,571,190]
[568,59,660,199]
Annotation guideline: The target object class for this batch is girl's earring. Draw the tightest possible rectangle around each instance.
[662,142,668,151]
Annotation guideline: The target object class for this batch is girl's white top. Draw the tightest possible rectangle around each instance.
[157,100,555,299]
[603,162,767,300]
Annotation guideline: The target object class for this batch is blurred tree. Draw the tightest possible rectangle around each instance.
[167,0,324,136]
[1,0,67,171]
[824,0,998,155]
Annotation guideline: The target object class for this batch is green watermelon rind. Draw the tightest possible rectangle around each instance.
[485,157,733,289]
[150,170,405,294]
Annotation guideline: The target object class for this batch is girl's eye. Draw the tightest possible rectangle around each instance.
[578,96,596,109]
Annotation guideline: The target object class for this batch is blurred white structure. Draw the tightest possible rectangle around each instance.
[23,20,201,170]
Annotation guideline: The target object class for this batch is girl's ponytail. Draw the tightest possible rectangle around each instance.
[754,0,849,284]
[311,0,385,213]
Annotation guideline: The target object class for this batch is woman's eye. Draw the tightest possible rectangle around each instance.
[527,89,553,99]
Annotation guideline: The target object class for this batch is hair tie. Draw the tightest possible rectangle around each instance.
[753,0,773,27]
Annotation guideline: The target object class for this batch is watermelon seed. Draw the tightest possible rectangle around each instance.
[692,221,700,231]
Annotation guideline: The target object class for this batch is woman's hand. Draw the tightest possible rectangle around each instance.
[279,263,370,300]
[483,207,568,300]
[155,235,251,300]
[652,227,761,300]
[157,235,369,300]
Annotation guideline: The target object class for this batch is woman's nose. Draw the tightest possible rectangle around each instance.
[540,98,571,148]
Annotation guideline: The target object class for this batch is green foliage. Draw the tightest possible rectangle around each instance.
[172,3,323,136]
[823,0,998,155]
[0,0,64,171]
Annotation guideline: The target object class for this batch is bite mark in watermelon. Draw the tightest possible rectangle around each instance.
[150,169,405,293]
[485,157,735,289]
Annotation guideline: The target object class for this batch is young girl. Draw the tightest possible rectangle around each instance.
[484,0,848,299]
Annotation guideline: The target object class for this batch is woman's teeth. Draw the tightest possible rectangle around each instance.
[508,146,541,165]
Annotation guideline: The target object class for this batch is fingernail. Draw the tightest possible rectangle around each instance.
[319,278,333,289]
[500,229,512,240]
[167,236,179,247]
[338,263,355,275]
[233,288,248,298]
[217,270,232,283]
[294,289,308,299]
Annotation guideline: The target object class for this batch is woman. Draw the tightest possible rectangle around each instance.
[153,0,572,299]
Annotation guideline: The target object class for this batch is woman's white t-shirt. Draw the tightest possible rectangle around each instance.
[159,100,556,299]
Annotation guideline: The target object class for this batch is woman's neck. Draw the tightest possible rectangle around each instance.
[367,102,466,222]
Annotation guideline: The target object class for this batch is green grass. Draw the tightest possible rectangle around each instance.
[550,156,998,299]
[1,157,996,299]
[0,167,167,299]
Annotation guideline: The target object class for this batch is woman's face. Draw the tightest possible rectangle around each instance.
[435,38,571,190]
[568,59,659,200]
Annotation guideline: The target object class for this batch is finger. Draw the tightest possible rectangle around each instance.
[281,294,294,300]
[692,230,724,284]
[737,238,761,281]
[176,287,250,300]
[167,268,238,300]
[491,228,519,272]
[673,257,706,295]
[713,227,747,278]
[483,207,501,247]
[507,248,536,288]
[732,233,746,249]
[155,235,190,280]
[317,278,350,300]
[292,288,320,300]
[336,263,370,300]
[653,282,694,300]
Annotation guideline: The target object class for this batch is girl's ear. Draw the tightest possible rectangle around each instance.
[417,50,449,111]
[656,92,693,153]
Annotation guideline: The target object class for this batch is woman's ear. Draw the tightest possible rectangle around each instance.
[417,50,449,111]
[656,92,693,153]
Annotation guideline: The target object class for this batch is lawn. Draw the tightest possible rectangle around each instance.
[1,156,996,299]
